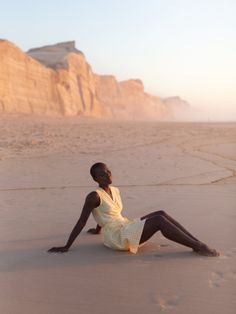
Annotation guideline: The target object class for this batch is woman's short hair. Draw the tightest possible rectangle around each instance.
[90,162,106,179]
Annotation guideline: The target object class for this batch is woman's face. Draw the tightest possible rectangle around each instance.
[94,164,112,185]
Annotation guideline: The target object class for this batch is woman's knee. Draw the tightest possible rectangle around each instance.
[150,214,168,227]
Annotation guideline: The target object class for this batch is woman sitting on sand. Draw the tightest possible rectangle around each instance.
[48,162,219,256]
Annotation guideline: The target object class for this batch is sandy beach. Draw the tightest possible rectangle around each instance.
[0,114,235,314]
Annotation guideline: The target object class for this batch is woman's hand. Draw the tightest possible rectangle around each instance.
[87,224,101,234]
[87,228,99,234]
[48,245,69,253]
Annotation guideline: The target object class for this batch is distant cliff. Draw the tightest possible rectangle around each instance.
[0,40,190,119]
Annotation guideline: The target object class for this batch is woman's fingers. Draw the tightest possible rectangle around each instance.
[47,246,68,253]
[87,228,96,234]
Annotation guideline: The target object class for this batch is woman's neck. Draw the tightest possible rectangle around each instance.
[99,184,110,191]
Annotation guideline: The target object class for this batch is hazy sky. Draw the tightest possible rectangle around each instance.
[1,0,236,120]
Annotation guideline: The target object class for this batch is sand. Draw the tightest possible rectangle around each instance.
[0,114,235,314]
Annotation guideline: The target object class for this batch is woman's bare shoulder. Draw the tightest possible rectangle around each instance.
[85,191,100,206]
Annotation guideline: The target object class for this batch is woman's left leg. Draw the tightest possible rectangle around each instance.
[139,215,219,256]
[141,210,200,243]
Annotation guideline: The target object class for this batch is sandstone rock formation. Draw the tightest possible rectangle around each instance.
[0,39,190,119]
[163,97,191,120]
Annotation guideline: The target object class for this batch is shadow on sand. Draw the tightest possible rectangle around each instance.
[0,236,201,273]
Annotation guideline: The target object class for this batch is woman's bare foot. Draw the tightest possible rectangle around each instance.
[193,243,219,257]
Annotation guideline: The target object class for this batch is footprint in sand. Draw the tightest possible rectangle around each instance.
[208,271,224,288]
[160,244,170,247]
[152,294,181,311]
[153,244,171,257]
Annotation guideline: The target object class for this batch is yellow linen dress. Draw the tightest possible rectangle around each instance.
[92,186,146,254]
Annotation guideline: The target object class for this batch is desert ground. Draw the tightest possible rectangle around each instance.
[0,114,236,314]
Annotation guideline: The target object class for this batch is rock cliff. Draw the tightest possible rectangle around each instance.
[0,40,190,119]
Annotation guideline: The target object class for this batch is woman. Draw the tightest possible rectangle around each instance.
[48,162,219,256]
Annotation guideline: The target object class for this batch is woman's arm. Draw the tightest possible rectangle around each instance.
[48,191,100,253]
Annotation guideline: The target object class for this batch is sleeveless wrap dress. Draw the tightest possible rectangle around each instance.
[92,186,146,254]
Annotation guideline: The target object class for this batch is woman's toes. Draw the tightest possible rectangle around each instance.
[196,244,220,257]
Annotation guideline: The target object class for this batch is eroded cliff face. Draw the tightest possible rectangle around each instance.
[0,40,60,114]
[0,40,108,116]
[0,40,190,119]
[94,76,168,119]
